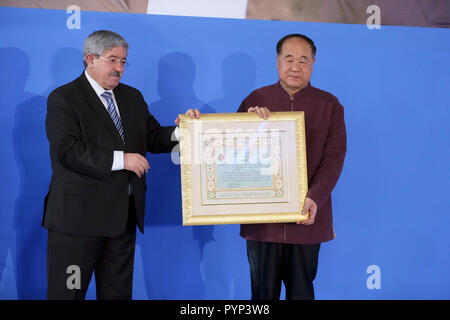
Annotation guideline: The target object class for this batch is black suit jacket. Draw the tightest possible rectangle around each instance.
[43,72,177,237]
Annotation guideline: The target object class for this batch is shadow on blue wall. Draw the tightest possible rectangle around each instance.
[0,47,37,298]
[201,52,257,299]
[145,52,215,226]
[5,46,47,299]
[138,52,256,299]
[10,47,82,299]
[138,52,214,298]
[208,52,257,112]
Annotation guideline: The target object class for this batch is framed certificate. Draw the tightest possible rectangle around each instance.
[178,112,308,225]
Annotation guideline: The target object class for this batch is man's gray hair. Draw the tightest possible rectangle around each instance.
[83,30,129,67]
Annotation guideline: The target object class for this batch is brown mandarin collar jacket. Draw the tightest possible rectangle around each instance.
[237,81,347,244]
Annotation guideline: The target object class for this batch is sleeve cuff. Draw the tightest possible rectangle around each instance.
[111,150,124,171]
[173,126,180,141]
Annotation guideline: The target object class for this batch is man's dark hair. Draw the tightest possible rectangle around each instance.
[276,34,316,57]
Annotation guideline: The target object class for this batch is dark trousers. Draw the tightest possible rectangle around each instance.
[46,197,137,300]
[246,240,321,300]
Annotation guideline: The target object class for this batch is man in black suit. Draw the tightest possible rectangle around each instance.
[43,30,200,299]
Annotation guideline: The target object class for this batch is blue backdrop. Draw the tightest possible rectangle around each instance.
[0,7,449,300]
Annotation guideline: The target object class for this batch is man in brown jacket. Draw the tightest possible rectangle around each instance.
[238,34,347,300]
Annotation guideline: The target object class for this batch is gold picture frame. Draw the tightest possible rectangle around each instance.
[179,112,308,225]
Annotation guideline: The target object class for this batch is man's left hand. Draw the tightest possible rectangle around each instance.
[175,108,201,126]
[297,197,318,225]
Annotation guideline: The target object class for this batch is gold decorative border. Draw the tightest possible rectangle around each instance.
[179,112,308,225]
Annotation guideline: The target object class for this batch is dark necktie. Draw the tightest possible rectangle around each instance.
[101,91,125,145]
[102,91,133,194]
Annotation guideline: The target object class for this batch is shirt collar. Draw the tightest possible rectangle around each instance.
[84,69,113,97]
[277,81,312,99]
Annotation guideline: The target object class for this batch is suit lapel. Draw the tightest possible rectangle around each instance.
[113,85,133,149]
[77,72,126,148]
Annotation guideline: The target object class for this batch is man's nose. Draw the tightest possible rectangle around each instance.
[111,60,124,72]
[290,64,301,71]
[115,63,125,72]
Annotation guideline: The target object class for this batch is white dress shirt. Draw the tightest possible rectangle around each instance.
[85,70,125,171]
[84,70,179,172]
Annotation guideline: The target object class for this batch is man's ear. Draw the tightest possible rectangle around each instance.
[85,53,95,67]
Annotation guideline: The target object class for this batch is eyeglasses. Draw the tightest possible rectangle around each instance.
[96,55,130,67]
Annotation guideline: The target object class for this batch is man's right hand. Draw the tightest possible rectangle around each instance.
[124,153,150,177]
[248,106,271,119]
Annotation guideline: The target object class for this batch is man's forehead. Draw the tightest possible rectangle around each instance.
[281,38,313,55]
[102,46,127,57]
